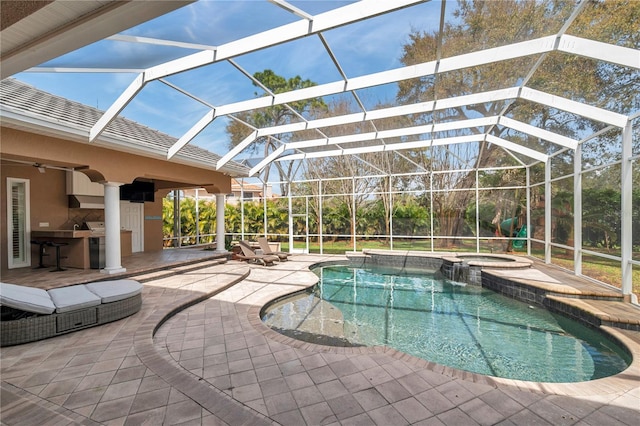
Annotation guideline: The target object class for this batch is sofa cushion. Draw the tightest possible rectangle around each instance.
[0,282,56,314]
[48,285,101,313]
[85,280,142,303]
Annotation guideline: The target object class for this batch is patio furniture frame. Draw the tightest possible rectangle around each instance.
[257,237,289,261]
[1,292,142,346]
[237,241,279,266]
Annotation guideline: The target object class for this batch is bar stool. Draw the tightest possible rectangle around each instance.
[46,242,69,272]
[30,240,50,268]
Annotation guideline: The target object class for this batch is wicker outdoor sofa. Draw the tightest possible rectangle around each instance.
[0,280,142,346]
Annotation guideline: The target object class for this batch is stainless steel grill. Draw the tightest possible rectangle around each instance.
[83,221,105,236]
[83,221,105,268]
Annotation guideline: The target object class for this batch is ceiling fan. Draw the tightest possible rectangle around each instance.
[0,158,85,173]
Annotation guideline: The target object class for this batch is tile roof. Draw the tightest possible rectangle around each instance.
[0,78,249,177]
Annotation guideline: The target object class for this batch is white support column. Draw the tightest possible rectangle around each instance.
[240,180,245,241]
[621,121,632,299]
[102,182,125,274]
[429,172,434,252]
[526,167,531,256]
[263,182,268,238]
[215,194,226,253]
[352,177,356,252]
[389,176,394,251]
[288,191,294,252]
[173,190,180,248]
[574,144,582,276]
[545,160,552,264]
[475,169,480,253]
[318,180,323,255]
[305,196,310,253]
[195,189,200,245]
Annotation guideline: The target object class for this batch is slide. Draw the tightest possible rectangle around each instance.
[512,225,527,249]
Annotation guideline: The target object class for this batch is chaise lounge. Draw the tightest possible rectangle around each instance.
[237,241,280,266]
[257,237,289,261]
[0,280,143,346]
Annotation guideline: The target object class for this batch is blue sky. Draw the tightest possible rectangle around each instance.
[15,0,446,158]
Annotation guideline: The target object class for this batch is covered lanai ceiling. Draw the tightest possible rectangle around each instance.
[4,0,640,181]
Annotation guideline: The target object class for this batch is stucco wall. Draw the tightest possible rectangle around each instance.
[0,163,98,270]
[144,197,164,252]
[1,127,232,192]
[1,126,234,269]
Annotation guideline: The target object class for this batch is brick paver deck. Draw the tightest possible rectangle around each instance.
[1,254,638,425]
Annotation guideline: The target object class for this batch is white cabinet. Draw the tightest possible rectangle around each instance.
[66,171,104,196]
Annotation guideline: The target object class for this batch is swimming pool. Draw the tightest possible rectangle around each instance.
[262,264,630,383]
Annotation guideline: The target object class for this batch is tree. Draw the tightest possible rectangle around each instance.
[265,198,289,238]
[299,98,430,243]
[392,195,430,238]
[581,188,621,251]
[400,0,639,125]
[396,0,639,247]
[225,70,327,195]
[162,197,175,247]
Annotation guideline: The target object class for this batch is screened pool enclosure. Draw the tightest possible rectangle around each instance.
[15,1,640,298]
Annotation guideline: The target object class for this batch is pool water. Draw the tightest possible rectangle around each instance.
[262,264,630,383]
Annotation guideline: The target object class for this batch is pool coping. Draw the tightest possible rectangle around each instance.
[247,253,640,397]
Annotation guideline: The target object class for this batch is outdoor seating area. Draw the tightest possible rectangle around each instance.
[30,240,69,272]
[258,237,290,261]
[0,279,142,346]
[1,253,638,425]
[236,240,281,266]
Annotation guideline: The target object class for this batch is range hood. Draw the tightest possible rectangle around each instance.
[69,195,104,209]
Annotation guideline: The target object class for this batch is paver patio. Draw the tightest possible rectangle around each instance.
[1,254,638,425]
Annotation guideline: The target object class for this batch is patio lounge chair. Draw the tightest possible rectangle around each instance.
[257,237,289,261]
[237,241,279,266]
[0,280,142,346]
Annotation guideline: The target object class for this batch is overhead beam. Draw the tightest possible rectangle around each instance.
[520,87,628,128]
[89,0,425,142]
[27,67,145,73]
[110,32,555,152]
[250,145,286,176]
[210,35,632,163]
[217,131,259,170]
[285,116,497,152]
[558,35,640,70]
[217,86,594,168]
[254,118,550,174]
[269,0,314,20]
[485,134,548,163]
[107,34,217,51]
[168,110,215,159]
[89,73,145,141]
[276,135,484,163]
[498,116,578,150]
[212,33,636,124]
[216,88,519,168]
[210,36,558,121]
[0,1,191,79]
[101,26,631,155]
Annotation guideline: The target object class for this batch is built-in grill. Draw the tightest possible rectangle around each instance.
[83,222,105,268]
[83,221,105,236]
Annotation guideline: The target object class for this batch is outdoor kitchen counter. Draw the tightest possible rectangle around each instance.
[32,230,92,239]
[32,230,91,269]
[32,230,132,269]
